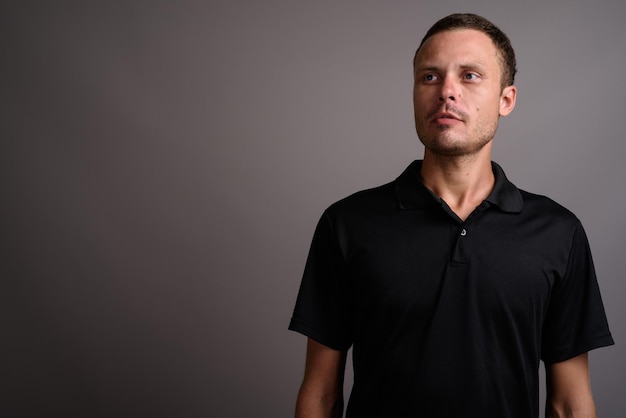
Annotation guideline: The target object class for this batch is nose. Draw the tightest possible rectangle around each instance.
[439,76,458,102]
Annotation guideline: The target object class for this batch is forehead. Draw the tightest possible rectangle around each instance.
[415,29,499,69]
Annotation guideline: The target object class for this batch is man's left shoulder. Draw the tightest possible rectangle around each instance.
[518,188,581,226]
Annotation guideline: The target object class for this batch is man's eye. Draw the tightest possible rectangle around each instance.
[424,74,438,82]
[464,73,479,80]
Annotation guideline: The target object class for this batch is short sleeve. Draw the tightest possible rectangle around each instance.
[288,211,353,351]
[541,222,614,363]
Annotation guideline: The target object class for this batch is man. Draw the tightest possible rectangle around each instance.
[289,13,613,418]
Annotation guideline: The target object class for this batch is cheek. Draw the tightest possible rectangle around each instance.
[476,97,501,118]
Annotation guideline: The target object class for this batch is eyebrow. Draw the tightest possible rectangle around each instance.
[415,62,488,73]
[414,65,440,73]
[458,62,488,72]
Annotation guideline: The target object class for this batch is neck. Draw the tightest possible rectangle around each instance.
[420,150,495,221]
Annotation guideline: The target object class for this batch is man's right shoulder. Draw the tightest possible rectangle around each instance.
[325,180,398,218]
[320,160,423,223]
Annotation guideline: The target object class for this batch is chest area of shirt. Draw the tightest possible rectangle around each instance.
[345,213,567,317]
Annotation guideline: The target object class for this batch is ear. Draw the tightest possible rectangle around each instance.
[499,85,517,117]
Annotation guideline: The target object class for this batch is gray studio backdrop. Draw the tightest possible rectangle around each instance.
[2,1,624,417]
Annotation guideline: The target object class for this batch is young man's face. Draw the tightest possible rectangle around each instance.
[413,29,516,158]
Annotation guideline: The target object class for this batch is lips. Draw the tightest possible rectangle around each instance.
[428,109,465,128]
[433,111,462,122]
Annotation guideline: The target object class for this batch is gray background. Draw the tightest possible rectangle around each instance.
[1,1,624,417]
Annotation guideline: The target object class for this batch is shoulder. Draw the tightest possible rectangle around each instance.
[314,181,400,249]
[323,160,424,219]
[517,189,585,244]
[519,189,580,223]
[325,180,398,219]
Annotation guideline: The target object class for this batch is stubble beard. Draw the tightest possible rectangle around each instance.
[416,116,498,158]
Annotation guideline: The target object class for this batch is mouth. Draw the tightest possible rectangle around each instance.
[434,112,462,121]
[431,111,464,126]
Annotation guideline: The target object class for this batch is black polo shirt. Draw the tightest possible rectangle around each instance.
[289,160,613,418]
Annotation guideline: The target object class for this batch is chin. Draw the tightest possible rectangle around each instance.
[420,137,492,158]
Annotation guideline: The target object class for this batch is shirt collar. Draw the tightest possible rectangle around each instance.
[394,160,523,213]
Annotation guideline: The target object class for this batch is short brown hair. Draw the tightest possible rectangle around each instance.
[413,13,517,88]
